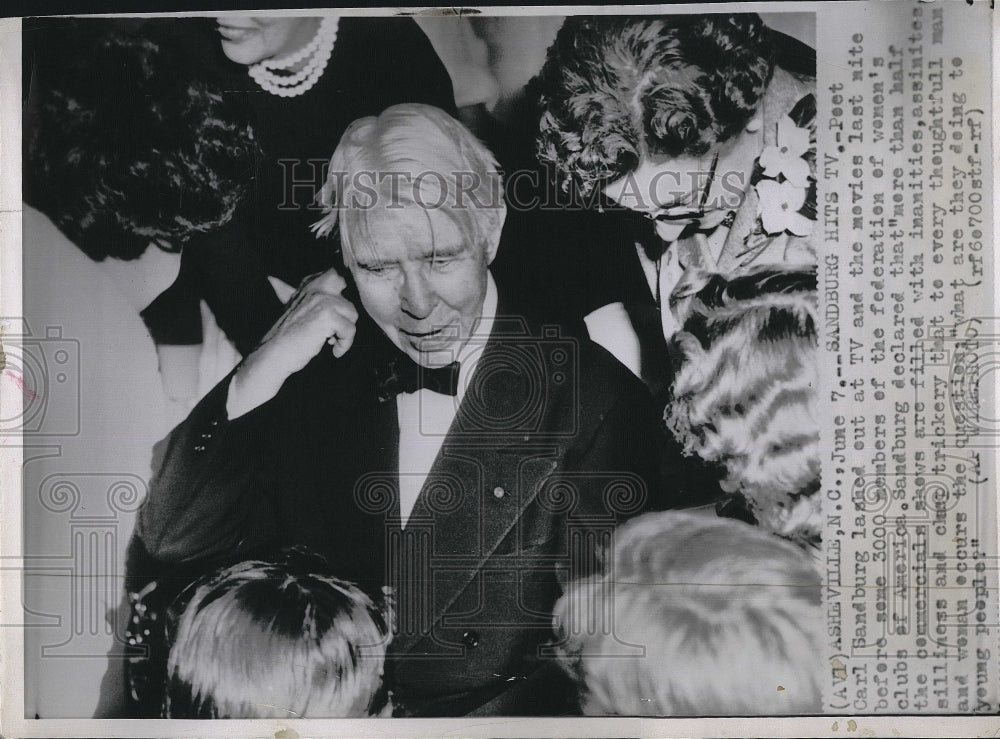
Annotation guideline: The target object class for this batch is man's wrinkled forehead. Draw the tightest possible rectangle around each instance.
[343,201,470,265]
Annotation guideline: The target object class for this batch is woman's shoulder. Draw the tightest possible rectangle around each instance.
[330,16,455,113]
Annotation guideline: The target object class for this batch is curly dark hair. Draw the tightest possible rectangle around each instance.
[26,21,260,261]
[536,14,776,195]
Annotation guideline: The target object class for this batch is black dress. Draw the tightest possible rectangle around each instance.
[141,17,456,354]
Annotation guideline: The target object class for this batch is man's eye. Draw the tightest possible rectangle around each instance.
[430,257,455,269]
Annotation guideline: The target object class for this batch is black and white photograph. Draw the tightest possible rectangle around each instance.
[2,3,996,736]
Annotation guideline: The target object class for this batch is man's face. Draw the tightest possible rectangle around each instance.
[347,206,496,368]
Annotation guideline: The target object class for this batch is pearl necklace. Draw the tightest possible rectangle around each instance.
[248,16,339,98]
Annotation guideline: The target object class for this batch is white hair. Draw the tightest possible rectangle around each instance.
[312,103,505,267]
[164,557,391,718]
[552,511,824,716]
[665,266,821,552]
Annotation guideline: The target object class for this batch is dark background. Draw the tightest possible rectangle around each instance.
[4,0,749,19]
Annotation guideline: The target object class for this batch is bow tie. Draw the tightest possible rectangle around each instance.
[374,351,460,402]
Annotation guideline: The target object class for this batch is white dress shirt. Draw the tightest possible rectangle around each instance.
[395,273,498,526]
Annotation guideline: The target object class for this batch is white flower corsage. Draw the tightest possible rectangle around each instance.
[754,114,814,237]
[756,180,813,236]
[758,116,811,187]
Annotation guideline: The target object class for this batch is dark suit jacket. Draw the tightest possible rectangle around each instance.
[133,289,668,716]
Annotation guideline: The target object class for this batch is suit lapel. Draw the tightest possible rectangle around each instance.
[391,304,562,655]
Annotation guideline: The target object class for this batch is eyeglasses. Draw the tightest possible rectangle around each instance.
[645,152,720,223]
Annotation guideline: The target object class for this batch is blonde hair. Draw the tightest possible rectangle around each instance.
[312,104,505,267]
[552,511,824,716]
[665,266,821,551]
[164,554,391,718]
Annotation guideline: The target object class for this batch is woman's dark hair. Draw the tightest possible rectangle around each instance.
[25,21,260,261]
[536,14,776,195]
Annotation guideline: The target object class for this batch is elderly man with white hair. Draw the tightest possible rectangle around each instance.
[132,104,670,716]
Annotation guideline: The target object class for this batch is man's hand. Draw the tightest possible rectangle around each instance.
[227,269,358,419]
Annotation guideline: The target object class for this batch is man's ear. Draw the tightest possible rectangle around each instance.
[484,201,507,266]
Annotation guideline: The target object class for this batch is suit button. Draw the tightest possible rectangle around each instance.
[493,486,505,499]
[194,444,206,453]
[462,630,480,648]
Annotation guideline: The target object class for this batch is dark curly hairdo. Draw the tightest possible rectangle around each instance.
[536,14,776,195]
[26,22,260,261]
